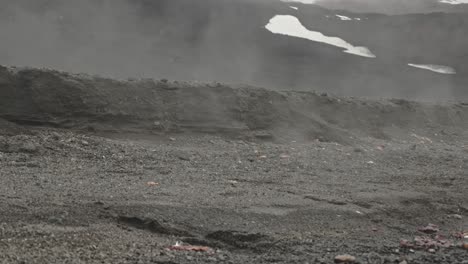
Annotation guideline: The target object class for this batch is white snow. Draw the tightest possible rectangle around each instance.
[265,15,376,58]
[408,63,456,74]
[284,0,468,5]
[289,6,299,10]
[335,15,362,21]
[281,0,317,3]
[439,0,468,4]
[336,15,352,21]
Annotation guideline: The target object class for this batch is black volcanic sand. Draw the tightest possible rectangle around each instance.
[0,67,467,263]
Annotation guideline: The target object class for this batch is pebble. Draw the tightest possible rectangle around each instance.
[448,214,462,219]
[334,254,356,263]
[50,132,61,140]
[18,142,40,153]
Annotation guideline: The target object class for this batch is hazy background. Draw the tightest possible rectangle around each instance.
[0,0,466,100]
[291,0,468,14]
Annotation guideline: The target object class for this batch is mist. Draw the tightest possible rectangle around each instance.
[0,0,269,84]
[0,0,466,100]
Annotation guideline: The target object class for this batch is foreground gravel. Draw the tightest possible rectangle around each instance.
[1,124,467,264]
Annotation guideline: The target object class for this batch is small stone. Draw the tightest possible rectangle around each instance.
[399,261,408,264]
[50,132,61,140]
[334,254,356,263]
[19,142,40,153]
[147,181,159,186]
[254,132,273,140]
[428,248,436,253]
[448,214,462,219]
[177,153,191,161]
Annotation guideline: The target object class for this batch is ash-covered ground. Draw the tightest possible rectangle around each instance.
[0,67,467,263]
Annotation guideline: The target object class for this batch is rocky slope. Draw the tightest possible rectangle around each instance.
[1,66,467,144]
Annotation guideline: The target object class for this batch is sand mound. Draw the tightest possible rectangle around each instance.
[0,66,467,143]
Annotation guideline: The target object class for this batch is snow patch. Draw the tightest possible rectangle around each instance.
[439,0,468,4]
[284,0,468,5]
[336,15,352,21]
[408,64,456,74]
[265,15,376,58]
[289,6,299,10]
[281,0,317,3]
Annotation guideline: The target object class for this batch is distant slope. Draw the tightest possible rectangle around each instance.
[0,0,467,100]
[289,0,468,14]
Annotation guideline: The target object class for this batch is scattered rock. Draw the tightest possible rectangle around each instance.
[376,145,385,151]
[50,132,61,140]
[448,214,462,220]
[418,223,439,234]
[353,147,364,153]
[175,152,191,161]
[334,254,356,263]
[8,141,41,154]
[166,241,213,253]
[400,235,452,250]
[254,132,273,140]
[147,181,159,186]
